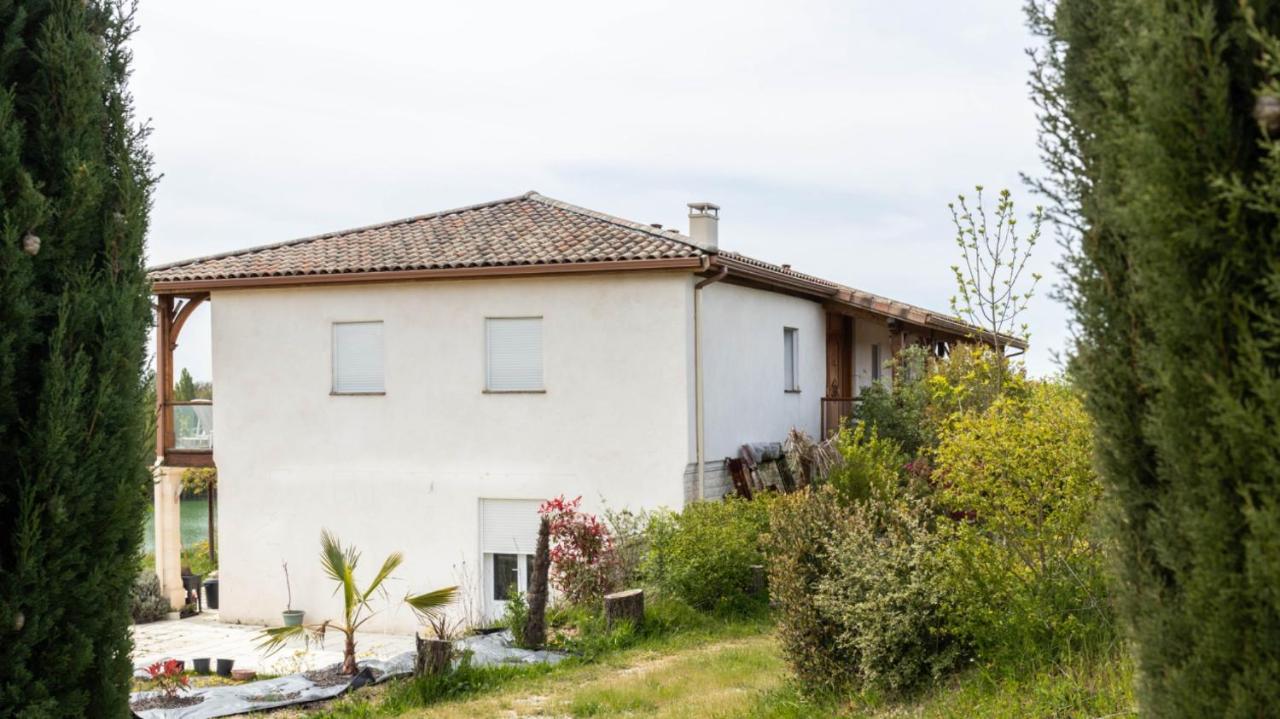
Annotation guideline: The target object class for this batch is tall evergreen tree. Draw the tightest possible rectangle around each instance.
[173,367,196,402]
[1029,0,1280,715]
[0,1,155,716]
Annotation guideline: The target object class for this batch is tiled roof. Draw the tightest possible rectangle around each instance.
[147,191,1025,348]
[147,192,705,283]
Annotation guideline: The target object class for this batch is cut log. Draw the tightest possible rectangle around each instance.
[414,636,452,677]
[604,589,644,631]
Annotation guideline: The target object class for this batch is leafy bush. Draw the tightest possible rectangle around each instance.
[540,496,618,606]
[815,488,959,694]
[762,487,852,695]
[502,590,531,648]
[823,423,909,503]
[854,346,933,456]
[131,573,171,624]
[933,381,1109,662]
[182,540,216,578]
[644,496,772,613]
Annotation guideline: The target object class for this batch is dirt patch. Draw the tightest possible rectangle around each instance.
[131,694,206,712]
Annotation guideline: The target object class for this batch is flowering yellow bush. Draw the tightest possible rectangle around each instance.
[934,381,1108,661]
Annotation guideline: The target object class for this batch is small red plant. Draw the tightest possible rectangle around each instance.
[538,495,618,606]
[145,659,190,699]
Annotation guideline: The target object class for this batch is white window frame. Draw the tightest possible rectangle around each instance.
[783,327,800,393]
[331,321,385,395]
[484,317,544,393]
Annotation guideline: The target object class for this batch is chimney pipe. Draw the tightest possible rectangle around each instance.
[687,202,719,253]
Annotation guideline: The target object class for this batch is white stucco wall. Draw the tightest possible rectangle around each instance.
[210,273,693,633]
[698,281,826,474]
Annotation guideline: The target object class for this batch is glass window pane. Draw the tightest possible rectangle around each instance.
[493,553,518,601]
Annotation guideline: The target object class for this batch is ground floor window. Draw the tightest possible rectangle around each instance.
[490,552,535,601]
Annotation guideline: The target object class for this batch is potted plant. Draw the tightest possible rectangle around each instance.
[281,561,304,627]
[192,657,211,674]
[215,658,235,677]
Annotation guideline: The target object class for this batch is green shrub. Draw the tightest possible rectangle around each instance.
[762,487,852,695]
[823,423,908,503]
[502,590,532,649]
[643,496,772,613]
[131,573,171,624]
[853,346,933,457]
[815,489,959,694]
[933,382,1109,663]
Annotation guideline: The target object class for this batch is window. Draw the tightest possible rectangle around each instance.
[486,317,543,392]
[783,327,800,392]
[871,343,882,382]
[332,321,384,394]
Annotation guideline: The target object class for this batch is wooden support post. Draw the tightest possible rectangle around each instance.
[415,636,452,677]
[604,589,644,631]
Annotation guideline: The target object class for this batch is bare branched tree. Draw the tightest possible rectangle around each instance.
[948,186,1043,392]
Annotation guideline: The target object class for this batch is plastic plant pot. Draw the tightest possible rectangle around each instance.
[203,578,219,610]
[215,658,235,677]
[192,657,211,674]
[282,609,305,627]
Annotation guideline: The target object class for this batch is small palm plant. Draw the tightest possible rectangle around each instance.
[257,529,457,675]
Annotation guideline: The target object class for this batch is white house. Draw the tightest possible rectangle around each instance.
[147,191,1020,631]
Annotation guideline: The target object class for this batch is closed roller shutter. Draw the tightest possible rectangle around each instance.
[479,499,543,555]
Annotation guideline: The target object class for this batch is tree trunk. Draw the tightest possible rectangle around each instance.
[604,589,644,631]
[414,636,452,677]
[523,516,551,649]
[341,633,358,675]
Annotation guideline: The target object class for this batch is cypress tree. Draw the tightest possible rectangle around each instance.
[1029,0,1280,714]
[0,1,155,716]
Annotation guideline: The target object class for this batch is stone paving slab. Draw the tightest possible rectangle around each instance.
[130,612,416,674]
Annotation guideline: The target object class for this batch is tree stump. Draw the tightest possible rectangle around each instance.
[604,589,644,631]
[414,636,452,677]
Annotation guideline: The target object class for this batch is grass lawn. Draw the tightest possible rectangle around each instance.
[296,621,1133,719]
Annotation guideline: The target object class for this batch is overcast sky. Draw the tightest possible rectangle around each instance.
[133,0,1065,382]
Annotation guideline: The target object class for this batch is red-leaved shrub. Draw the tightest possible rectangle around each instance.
[538,495,618,606]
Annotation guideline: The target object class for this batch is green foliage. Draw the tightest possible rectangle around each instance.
[502,590,531,648]
[815,489,960,695]
[642,496,772,613]
[0,2,157,715]
[181,540,216,578]
[130,573,171,624]
[853,346,932,457]
[822,423,908,503]
[1028,1,1280,713]
[762,487,852,695]
[180,467,216,495]
[933,382,1110,663]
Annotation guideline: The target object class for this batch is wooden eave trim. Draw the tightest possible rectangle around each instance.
[710,256,841,300]
[150,257,706,294]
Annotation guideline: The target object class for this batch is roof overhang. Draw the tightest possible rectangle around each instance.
[149,256,707,295]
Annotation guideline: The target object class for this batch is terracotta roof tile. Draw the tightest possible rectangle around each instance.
[147,192,704,283]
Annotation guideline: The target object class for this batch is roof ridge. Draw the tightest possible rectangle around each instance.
[523,191,707,254]
[147,191,536,273]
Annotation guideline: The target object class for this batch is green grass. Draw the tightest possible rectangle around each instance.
[291,598,1132,719]
[743,650,1136,719]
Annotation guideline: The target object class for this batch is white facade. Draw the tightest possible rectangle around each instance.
[208,269,892,632]
[211,273,693,632]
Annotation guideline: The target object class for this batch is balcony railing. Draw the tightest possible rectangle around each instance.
[821,396,861,437]
[169,400,213,451]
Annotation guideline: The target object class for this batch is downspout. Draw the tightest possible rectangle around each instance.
[694,261,729,500]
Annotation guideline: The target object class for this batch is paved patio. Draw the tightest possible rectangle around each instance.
[130,612,417,674]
